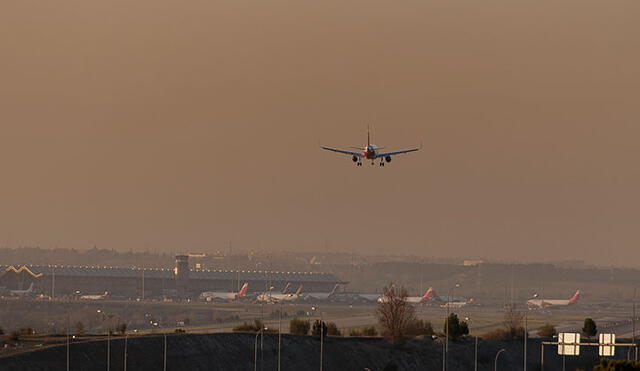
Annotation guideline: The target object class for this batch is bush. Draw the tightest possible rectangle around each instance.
[538,323,557,338]
[593,359,640,370]
[289,318,310,335]
[312,320,328,337]
[582,318,597,339]
[350,326,378,337]
[0,327,4,335]
[443,314,468,340]
[233,319,274,333]
[362,326,378,337]
[117,323,127,335]
[75,321,85,336]
[325,322,342,336]
[174,328,186,333]
[407,319,434,337]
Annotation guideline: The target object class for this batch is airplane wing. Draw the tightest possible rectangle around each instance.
[321,146,363,157]
[375,147,420,158]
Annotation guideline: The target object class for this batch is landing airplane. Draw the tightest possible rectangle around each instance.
[321,128,420,166]
[10,283,35,297]
[527,290,580,309]
[80,291,109,300]
[200,283,249,302]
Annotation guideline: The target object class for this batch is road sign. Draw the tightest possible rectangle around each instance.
[558,333,581,355]
[599,333,616,356]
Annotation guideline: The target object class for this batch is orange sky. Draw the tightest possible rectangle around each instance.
[1,0,639,265]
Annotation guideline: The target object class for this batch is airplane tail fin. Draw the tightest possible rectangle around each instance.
[103,291,109,297]
[330,284,339,295]
[27,283,34,292]
[421,287,435,301]
[568,290,580,304]
[295,285,304,295]
[238,283,249,297]
[281,282,291,294]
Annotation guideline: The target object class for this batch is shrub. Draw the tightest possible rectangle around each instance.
[325,322,341,336]
[233,319,272,333]
[407,319,434,337]
[289,318,310,335]
[75,321,85,336]
[349,328,362,336]
[582,318,597,339]
[312,320,328,337]
[443,314,468,340]
[362,326,378,336]
[593,359,640,370]
[174,329,186,333]
[538,323,557,338]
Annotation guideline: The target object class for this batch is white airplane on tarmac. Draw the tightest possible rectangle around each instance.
[527,290,580,309]
[321,128,421,166]
[200,283,249,302]
[10,283,35,297]
[302,284,340,301]
[257,284,303,303]
[378,288,437,305]
[80,291,109,300]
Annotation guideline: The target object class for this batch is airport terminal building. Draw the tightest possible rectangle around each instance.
[0,255,345,298]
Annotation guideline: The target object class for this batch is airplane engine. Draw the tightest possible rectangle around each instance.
[385,156,392,163]
[352,155,359,162]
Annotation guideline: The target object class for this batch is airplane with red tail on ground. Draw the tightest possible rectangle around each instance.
[321,128,421,166]
[80,291,109,300]
[377,287,435,304]
[200,283,249,302]
[527,290,580,309]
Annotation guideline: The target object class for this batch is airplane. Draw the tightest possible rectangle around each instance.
[255,283,292,302]
[200,282,249,302]
[527,290,580,309]
[257,284,304,303]
[80,291,109,300]
[10,283,35,297]
[440,298,476,308]
[302,284,340,301]
[377,287,437,305]
[321,128,421,166]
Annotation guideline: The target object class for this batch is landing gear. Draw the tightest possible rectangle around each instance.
[356,162,362,167]
[379,161,385,167]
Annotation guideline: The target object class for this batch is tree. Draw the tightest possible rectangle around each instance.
[443,313,469,340]
[538,323,557,338]
[375,285,417,345]
[325,322,342,336]
[407,319,434,337]
[312,320,328,337]
[289,318,310,335]
[75,321,85,336]
[582,318,597,339]
[117,323,127,335]
[503,305,525,338]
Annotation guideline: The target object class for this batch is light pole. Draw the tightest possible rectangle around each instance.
[633,287,637,361]
[465,317,477,371]
[97,309,112,371]
[124,333,128,371]
[445,283,460,371]
[311,306,324,371]
[254,327,267,371]
[494,348,507,371]
[163,333,167,371]
[278,301,283,371]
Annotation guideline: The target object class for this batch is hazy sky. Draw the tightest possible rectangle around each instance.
[1,1,639,265]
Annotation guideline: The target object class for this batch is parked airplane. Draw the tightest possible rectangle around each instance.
[302,284,340,301]
[321,128,421,166]
[440,298,476,308]
[10,283,35,297]
[257,284,303,303]
[80,291,109,300]
[200,283,249,302]
[377,288,437,304]
[421,287,472,305]
[527,290,580,309]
